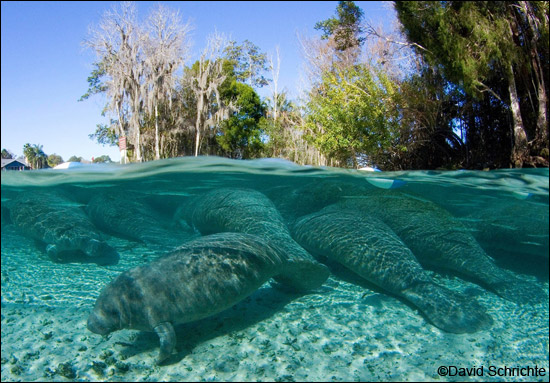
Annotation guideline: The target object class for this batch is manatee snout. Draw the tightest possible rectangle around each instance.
[86,240,120,265]
[87,311,113,336]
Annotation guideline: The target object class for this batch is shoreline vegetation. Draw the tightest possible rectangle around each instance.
[3,1,548,171]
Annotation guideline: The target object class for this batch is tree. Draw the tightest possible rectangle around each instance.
[262,92,311,161]
[83,2,144,162]
[67,156,83,162]
[47,154,64,167]
[315,1,366,52]
[303,64,401,168]
[216,81,266,159]
[143,5,192,160]
[1,149,14,159]
[395,1,549,167]
[299,1,365,92]
[268,46,281,122]
[88,122,119,147]
[23,143,48,169]
[34,145,48,169]
[184,32,228,156]
[396,64,468,170]
[79,61,108,102]
[93,155,112,163]
[23,144,34,168]
[224,40,270,88]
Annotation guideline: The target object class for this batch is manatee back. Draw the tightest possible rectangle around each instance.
[177,188,330,290]
[183,188,289,238]
[100,233,287,330]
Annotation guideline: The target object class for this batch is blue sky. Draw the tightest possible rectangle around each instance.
[1,1,397,162]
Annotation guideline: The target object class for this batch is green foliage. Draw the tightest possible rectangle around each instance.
[397,66,468,169]
[67,156,83,162]
[395,2,519,98]
[217,81,266,159]
[1,149,14,159]
[93,155,112,163]
[78,61,107,101]
[23,143,49,169]
[315,1,365,51]
[395,1,549,168]
[224,40,270,87]
[47,154,64,167]
[88,123,119,147]
[304,64,401,167]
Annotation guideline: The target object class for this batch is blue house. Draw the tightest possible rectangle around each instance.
[1,159,31,171]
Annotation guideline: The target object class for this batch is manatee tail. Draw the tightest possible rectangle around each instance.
[85,239,120,265]
[400,282,493,333]
[274,258,330,292]
[268,236,330,292]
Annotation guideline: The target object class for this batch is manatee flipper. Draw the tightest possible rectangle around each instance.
[292,207,492,333]
[45,244,60,262]
[154,322,176,365]
[401,282,492,333]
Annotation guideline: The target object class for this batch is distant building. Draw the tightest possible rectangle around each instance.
[1,159,31,171]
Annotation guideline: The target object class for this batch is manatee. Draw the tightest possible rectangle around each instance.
[336,191,546,305]
[86,191,196,250]
[176,188,330,291]
[464,199,549,261]
[8,190,119,265]
[292,206,493,333]
[266,179,370,225]
[87,232,326,364]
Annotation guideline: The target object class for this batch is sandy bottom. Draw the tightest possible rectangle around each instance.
[1,225,548,382]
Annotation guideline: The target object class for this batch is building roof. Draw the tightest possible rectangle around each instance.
[1,158,30,168]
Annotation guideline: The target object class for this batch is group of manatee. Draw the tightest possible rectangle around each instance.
[3,183,547,365]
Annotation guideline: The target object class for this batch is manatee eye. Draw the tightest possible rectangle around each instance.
[100,303,118,317]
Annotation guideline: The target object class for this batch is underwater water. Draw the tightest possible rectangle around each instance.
[1,156,548,382]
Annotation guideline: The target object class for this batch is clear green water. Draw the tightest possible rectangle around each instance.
[1,157,548,381]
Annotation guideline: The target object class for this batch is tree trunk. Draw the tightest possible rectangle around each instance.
[195,96,203,157]
[519,1,548,154]
[116,103,129,164]
[507,64,529,168]
[155,103,160,160]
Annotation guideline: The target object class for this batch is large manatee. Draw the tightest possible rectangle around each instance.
[86,191,196,250]
[464,199,549,261]
[292,206,493,333]
[336,191,546,305]
[176,188,330,290]
[8,190,119,265]
[87,233,326,364]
